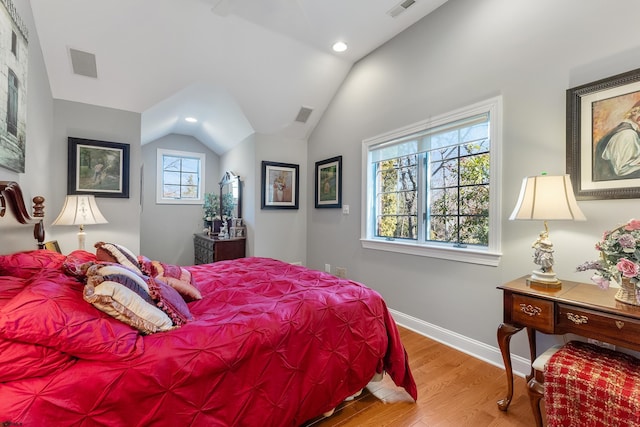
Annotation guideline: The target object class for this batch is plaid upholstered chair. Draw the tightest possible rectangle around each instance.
[529,341,640,427]
[527,344,563,427]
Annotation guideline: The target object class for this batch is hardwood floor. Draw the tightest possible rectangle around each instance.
[303,326,537,427]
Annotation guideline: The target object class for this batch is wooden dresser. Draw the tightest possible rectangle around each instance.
[193,234,246,265]
[496,276,640,414]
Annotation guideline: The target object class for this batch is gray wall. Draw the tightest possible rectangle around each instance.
[307,0,640,362]
[49,100,142,255]
[0,0,54,253]
[0,3,141,256]
[0,4,141,256]
[220,132,308,264]
[220,133,256,256]
[254,133,307,264]
[141,134,220,265]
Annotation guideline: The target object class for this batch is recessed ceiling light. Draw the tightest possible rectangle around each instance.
[185,117,198,123]
[332,41,348,53]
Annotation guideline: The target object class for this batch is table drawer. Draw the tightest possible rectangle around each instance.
[511,294,555,333]
[558,304,640,345]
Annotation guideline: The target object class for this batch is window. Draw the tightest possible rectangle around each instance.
[362,97,502,266]
[6,68,18,136]
[156,149,205,204]
[11,31,17,57]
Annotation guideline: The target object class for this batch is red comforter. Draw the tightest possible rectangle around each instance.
[0,255,416,426]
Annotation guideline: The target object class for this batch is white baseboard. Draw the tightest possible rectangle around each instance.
[390,308,531,378]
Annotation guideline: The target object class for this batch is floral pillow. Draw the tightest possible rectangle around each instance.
[0,249,66,279]
[0,271,144,360]
[62,250,98,278]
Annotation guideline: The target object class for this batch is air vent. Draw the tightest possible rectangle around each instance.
[69,48,97,78]
[295,106,313,123]
[387,0,416,18]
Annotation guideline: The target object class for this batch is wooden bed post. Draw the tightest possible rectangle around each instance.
[0,181,46,248]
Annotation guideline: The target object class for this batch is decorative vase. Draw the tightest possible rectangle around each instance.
[615,277,640,306]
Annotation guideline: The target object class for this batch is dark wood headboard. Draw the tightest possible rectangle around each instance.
[0,181,45,248]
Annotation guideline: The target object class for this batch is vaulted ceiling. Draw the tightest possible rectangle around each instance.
[30,0,447,154]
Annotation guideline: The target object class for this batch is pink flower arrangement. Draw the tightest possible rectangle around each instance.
[577,219,640,299]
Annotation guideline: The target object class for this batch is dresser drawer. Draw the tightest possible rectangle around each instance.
[511,294,555,333]
[558,304,640,347]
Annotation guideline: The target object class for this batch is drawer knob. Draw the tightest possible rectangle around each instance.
[519,303,542,317]
[616,320,625,329]
[566,312,588,324]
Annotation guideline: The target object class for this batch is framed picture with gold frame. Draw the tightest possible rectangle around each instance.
[567,67,640,200]
[44,240,61,253]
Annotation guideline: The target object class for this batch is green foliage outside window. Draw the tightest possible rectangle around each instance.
[375,141,490,246]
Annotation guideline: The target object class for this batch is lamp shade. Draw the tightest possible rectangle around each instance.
[52,195,108,226]
[509,174,586,221]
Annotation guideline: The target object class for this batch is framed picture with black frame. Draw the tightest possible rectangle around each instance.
[567,67,640,200]
[315,155,342,208]
[261,161,299,209]
[67,137,130,198]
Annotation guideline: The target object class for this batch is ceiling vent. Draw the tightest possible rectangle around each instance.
[294,106,313,123]
[387,0,416,18]
[69,48,98,78]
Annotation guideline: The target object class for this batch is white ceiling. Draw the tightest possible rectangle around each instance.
[30,0,447,155]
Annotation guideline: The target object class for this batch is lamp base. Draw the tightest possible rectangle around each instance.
[527,270,562,289]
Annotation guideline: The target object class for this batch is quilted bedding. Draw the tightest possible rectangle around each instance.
[0,253,416,426]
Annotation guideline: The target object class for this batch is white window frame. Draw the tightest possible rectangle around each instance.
[156,148,206,205]
[361,96,503,266]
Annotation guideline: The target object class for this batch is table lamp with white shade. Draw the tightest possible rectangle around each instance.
[52,195,108,250]
[509,174,586,288]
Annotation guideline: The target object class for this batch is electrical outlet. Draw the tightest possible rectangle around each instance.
[324,264,331,273]
[336,267,347,278]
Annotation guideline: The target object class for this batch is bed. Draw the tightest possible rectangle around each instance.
[0,181,417,426]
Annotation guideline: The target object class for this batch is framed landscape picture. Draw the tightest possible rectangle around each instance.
[567,67,640,200]
[67,137,130,198]
[261,161,299,209]
[315,155,342,208]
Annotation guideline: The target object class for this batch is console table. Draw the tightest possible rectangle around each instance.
[497,276,640,413]
[193,234,246,265]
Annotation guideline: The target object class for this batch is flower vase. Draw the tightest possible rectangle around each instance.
[615,277,640,306]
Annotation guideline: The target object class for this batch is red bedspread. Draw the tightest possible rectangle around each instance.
[0,256,416,426]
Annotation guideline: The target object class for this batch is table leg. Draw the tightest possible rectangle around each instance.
[497,322,523,411]
[525,327,537,382]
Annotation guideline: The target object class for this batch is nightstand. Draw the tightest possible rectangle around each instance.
[193,234,246,265]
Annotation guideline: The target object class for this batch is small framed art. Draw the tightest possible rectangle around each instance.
[261,161,299,209]
[315,155,342,208]
[67,137,130,198]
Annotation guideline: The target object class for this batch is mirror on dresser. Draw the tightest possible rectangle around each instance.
[193,172,245,265]
[220,171,242,219]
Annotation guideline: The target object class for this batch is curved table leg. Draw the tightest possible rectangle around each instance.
[525,326,537,382]
[497,322,523,411]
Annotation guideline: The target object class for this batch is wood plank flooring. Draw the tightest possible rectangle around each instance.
[303,326,537,427]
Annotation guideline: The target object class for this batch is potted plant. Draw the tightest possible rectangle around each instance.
[202,193,219,230]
